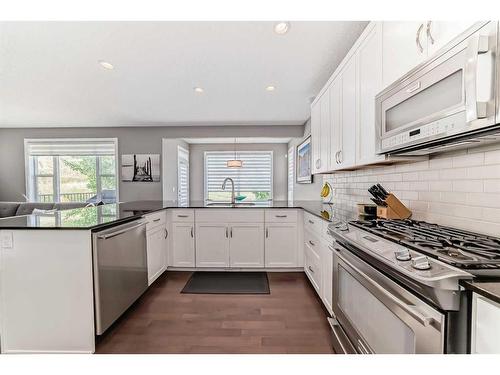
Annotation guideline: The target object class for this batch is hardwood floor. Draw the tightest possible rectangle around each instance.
[95,271,334,354]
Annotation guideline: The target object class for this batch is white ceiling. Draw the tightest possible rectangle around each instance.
[183,137,291,144]
[0,21,368,128]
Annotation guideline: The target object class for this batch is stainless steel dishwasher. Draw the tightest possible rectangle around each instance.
[92,218,148,335]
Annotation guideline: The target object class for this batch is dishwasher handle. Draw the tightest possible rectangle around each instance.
[97,221,146,240]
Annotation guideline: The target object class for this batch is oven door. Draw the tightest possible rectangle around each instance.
[377,21,497,154]
[331,243,445,354]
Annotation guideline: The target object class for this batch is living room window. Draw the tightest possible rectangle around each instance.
[24,138,119,203]
[204,151,273,203]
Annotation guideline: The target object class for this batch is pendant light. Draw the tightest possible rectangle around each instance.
[227,138,242,168]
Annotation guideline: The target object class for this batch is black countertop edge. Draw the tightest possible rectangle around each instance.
[460,280,500,305]
[0,200,353,230]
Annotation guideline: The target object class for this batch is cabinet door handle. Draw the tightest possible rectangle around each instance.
[265,228,269,238]
[338,150,342,164]
[309,240,316,247]
[416,23,424,53]
[230,227,233,238]
[315,159,321,169]
[308,220,315,224]
[275,215,287,218]
[426,21,434,45]
[164,228,168,239]
[190,227,194,238]
[225,227,228,238]
[153,218,161,222]
[308,265,314,273]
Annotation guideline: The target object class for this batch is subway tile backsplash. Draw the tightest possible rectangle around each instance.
[323,144,500,236]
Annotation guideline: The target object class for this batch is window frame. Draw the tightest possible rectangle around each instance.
[203,150,274,203]
[24,138,119,203]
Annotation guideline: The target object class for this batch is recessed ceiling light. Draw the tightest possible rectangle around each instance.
[194,87,204,93]
[266,85,276,92]
[274,22,290,35]
[98,60,114,70]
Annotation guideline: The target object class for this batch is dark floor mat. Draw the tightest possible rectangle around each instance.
[181,271,270,294]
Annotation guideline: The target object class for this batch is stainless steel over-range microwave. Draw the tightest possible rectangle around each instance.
[376,21,500,155]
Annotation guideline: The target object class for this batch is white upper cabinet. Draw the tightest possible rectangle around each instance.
[426,21,476,56]
[310,21,479,173]
[319,90,331,173]
[339,55,357,169]
[329,77,342,169]
[382,21,428,88]
[311,101,321,174]
[311,90,330,174]
[357,22,384,165]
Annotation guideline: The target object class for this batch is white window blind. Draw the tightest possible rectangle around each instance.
[25,139,117,156]
[204,151,273,202]
[177,146,190,207]
[287,146,294,202]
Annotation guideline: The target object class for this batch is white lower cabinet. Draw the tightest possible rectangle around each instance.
[321,244,333,315]
[195,223,230,267]
[146,225,167,285]
[265,223,299,267]
[171,222,195,267]
[304,242,321,293]
[230,223,265,268]
[471,293,500,354]
[303,218,333,315]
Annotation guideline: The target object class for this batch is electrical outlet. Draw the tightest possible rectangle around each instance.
[0,231,13,249]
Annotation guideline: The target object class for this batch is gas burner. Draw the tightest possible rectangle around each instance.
[349,219,500,270]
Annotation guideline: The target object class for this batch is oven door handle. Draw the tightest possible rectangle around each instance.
[331,245,434,327]
[465,33,490,122]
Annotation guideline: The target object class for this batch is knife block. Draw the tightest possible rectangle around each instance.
[376,193,412,220]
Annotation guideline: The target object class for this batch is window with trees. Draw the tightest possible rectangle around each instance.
[25,139,118,203]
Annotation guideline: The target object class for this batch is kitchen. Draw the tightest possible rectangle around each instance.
[1,1,500,372]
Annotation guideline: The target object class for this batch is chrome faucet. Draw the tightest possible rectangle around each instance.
[222,177,236,204]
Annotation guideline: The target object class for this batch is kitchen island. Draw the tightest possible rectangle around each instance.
[0,200,347,354]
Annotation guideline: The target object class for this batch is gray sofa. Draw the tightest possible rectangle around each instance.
[0,202,89,218]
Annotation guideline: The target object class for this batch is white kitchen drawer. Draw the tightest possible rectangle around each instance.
[144,210,166,231]
[304,242,322,293]
[304,228,321,254]
[195,209,264,223]
[304,211,323,235]
[171,209,195,222]
[265,209,298,223]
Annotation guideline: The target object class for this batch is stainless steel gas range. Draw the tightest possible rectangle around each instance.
[327,219,500,354]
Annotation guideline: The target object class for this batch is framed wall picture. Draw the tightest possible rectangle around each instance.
[296,136,313,184]
[121,154,160,182]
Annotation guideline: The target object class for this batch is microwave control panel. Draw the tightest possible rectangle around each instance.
[381,111,466,151]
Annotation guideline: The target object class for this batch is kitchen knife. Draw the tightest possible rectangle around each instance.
[370,198,387,207]
[376,184,389,198]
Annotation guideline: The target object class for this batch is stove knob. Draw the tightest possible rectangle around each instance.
[412,256,431,271]
[395,249,411,261]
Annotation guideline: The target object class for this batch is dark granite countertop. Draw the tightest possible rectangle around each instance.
[0,200,353,230]
[461,280,500,305]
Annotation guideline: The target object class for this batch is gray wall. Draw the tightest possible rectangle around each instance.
[189,143,288,202]
[287,119,322,201]
[0,125,303,202]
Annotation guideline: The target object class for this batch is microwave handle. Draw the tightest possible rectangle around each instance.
[465,33,490,122]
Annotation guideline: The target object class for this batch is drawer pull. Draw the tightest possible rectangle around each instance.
[309,240,316,247]
[177,214,189,218]
[153,218,161,222]
[276,215,287,218]
[308,220,314,224]
[164,228,168,239]
[308,265,314,273]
